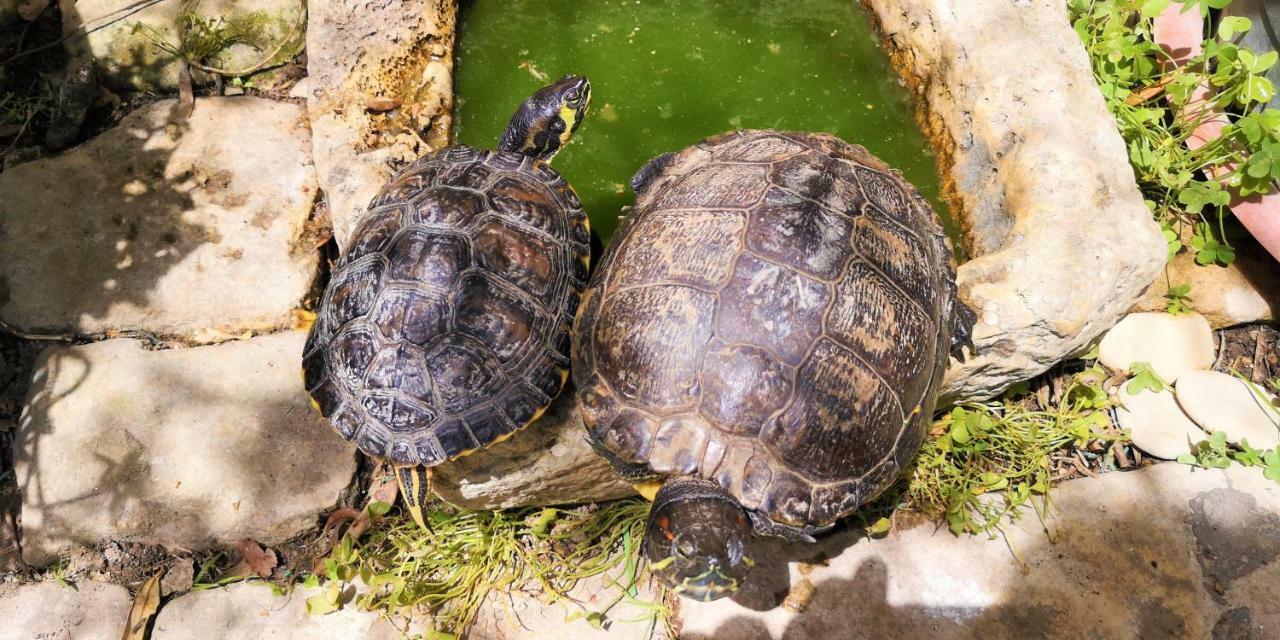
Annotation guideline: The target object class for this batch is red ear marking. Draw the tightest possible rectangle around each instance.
[656,513,675,541]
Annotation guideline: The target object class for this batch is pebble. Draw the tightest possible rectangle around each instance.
[1098,312,1216,383]
[1114,387,1208,460]
[1176,370,1280,450]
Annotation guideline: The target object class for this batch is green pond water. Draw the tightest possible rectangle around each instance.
[454,0,949,242]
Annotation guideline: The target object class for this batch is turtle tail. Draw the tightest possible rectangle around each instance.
[394,464,432,529]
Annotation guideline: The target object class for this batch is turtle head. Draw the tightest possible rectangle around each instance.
[497,74,591,162]
[645,477,753,601]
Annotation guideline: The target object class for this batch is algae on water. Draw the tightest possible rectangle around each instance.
[454,0,950,241]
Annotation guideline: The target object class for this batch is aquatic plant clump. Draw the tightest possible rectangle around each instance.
[1070,0,1280,267]
[902,367,1124,536]
[309,500,663,637]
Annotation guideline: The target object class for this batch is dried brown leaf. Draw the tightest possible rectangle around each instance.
[236,538,277,578]
[121,569,163,640]
[323,507,370,544]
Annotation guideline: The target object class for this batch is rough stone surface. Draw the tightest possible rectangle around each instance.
[151,582,412,640]
[0,580,130,640]
[863,0,1167,401]
[472,572,669,640]
[1177,370,1280,450]
[60,0,305,91]
[679,463,1280,639]
[14,331,356,565]
[1114,387,1207,460]
[0,98,319,343]
[433,387,636,510]
[298,0,455,249]
[1132,242,1279,328]
[1098,312,1216,382]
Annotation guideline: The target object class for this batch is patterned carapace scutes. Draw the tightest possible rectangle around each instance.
[304,145,591,466]
[573,130,964,528]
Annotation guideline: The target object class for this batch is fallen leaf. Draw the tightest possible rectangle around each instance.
[121,569,164,640]
[236,539,277,578]
[323,507,370,543]
[367,467,399,507]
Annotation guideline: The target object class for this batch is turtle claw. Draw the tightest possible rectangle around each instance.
[949,300,978,362]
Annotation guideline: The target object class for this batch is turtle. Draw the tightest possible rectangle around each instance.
[572,129,976,600]
[303,75,593,528]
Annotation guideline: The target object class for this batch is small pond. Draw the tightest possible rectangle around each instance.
[453,0,952,241]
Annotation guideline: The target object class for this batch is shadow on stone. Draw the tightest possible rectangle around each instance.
[683,465,1280,639]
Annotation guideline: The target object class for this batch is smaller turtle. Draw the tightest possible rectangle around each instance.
[573,130,975,600]
[303,75,592,527]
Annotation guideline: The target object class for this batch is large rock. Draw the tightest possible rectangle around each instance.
[432,388,636,510]
[14,331,356,565]
[151,582,411,640]
[0,98,318,343]
[0,580,131,640]
[679,463,1280,638]
[863,0,1167,401]
[60,0,305,91]
[1131,243,1279,329]
[471,572,668,640]
[297,0,455,249]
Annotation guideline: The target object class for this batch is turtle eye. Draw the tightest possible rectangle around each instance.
[565,90,581,104]
[673,534,696,559]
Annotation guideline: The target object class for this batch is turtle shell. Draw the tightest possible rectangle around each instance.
[573,130,967,528]
[304,145,590,466]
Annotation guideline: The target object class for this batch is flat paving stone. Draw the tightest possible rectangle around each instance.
[679,463,1280,639]
[14,331,356,565]
[1115,387,1208,460]
[0,580,130,640]
[0,97,318,343]
[472,571,668,640]
[1177,370,1280,450]
[151,582,412,640]
[1099,312,1216,383]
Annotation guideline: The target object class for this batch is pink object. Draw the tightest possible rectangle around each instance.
[1154,3,1280,263]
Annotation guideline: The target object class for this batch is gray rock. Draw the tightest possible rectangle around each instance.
[679,463,1280,639]
[1226,0,1280,111]
[1114,387,1207,460]
[863,0,1167,401]
[59,0,305,91]
[0,97,319,343]
[15,331,356,565]
[1176,370,1280,450]
[432,388,636,510]
[299,0,455,249]
[151,581,413,640]
[0,580,131,640]
[1098,312,1216,383]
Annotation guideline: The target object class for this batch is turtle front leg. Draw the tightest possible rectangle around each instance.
[394,463,432,529]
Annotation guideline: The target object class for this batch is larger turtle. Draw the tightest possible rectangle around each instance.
[572,130,975,600]
[304,75,592,527]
